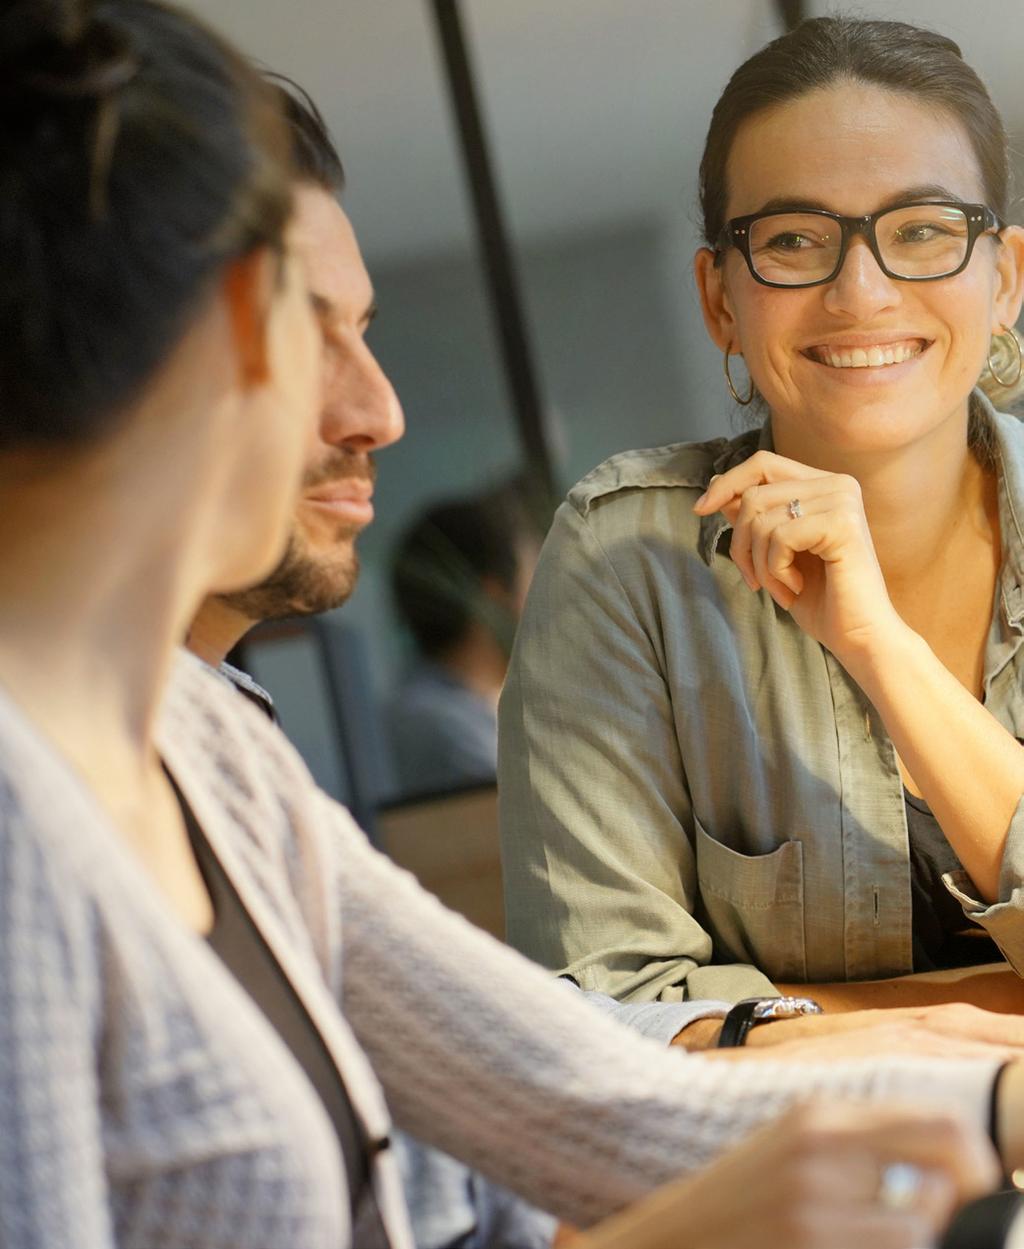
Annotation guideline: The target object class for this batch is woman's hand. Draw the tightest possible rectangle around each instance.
[572,1100,998,1249]
[694,450,903,663]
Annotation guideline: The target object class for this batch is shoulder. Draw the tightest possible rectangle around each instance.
[160,651,321,857]
[551,429,759,570]
[164,650,302,774]
[567,429,761,520]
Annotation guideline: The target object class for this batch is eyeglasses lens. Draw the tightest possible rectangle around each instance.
[747,205,971,285]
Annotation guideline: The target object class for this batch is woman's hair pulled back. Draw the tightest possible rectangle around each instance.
[0,0,295,449]
[699,16,1009,248]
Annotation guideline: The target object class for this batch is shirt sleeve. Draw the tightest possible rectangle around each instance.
[317,789,998,1229]
[0,802,114,1249]
[498,500,776,1004]
[579,989,730,1046]
[943,791,1024,972]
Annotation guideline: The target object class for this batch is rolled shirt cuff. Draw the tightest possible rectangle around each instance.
[575,988,731,1046]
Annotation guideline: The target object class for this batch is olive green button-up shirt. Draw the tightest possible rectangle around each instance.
[499,395,1024,1005]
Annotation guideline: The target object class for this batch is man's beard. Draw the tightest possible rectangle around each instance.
[220,451,373,623]
[219,525,362,622]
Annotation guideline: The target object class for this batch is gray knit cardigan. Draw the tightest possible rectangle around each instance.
[0,651,1000,1248]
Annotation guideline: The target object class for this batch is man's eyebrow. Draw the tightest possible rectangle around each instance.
[308,291,378,330]
[751,185,968,217]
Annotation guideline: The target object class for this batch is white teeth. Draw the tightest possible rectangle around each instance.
[819,341,923,369]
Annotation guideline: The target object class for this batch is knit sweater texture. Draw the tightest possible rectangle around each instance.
[0,650,1001,1248]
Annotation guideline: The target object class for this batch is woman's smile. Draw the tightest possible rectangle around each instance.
[798,334,933,386]
[805,338,928,369]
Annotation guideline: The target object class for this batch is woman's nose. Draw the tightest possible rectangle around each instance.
[822,237,902,319]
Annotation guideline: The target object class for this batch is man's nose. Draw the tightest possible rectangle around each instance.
[321,346,405,452]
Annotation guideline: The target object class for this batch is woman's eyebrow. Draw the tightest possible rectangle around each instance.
[751,184,967,216]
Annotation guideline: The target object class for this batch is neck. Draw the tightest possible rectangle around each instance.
[0,427,219,790]
[438,623,509,711]
[771,403,993,588]
[188,596,255,668]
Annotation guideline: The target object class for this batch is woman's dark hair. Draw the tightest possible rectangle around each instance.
[699,16,1009,247]
[264,72,345,194]
[0,0,295,449]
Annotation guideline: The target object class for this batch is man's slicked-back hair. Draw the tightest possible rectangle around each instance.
[264,71,345,194]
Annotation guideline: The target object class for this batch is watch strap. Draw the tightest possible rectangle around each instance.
[716,998,768,1049]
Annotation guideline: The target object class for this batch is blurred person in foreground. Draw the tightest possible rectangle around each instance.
[386,486,540,796]
[5,3,1024,1249]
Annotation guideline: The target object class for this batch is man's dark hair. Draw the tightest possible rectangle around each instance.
[265,71,345,194]
[699,16,1009,248]
[392,490,531,660]
[0,0,294,450]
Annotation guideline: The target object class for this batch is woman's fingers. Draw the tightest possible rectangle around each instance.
[787,1101,999,1204]
[693,450,829,515]
[761,502,854,595]
[725,475,858,583]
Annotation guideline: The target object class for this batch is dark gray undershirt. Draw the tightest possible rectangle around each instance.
[905,791,1001,972]
[167,772,389,1244]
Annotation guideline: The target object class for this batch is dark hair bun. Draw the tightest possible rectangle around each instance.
[0,0,294,450]
[0,0,138,101]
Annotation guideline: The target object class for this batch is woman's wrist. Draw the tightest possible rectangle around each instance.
[831,610,922,691]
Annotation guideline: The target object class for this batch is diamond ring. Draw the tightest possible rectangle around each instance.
[877,1162,924,1210]
[787,498,803,520]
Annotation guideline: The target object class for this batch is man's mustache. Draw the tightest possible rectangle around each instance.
[302,452,376,492]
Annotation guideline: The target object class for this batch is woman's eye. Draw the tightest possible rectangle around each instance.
[893,223,954,244]
[766,232,814,251]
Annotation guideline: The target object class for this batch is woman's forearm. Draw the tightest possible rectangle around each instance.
[842,619,1024,905]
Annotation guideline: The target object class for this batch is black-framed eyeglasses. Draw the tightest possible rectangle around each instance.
[716,201,1003,289]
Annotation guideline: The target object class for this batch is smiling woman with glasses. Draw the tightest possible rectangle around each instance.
[500,15,1024,1053]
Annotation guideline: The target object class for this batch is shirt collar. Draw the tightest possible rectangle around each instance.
[983,392,1024,630]
[697,423,770,566]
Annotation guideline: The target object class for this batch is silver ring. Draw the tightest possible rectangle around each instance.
[877,1162,924,1210]
[787,498,803,520]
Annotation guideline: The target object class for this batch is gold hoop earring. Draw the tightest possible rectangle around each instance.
[723,347,755,406]
[988,327,1023,389]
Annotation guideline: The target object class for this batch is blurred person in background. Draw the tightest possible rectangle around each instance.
[500,15,1024,1044]
[388,483,540,796]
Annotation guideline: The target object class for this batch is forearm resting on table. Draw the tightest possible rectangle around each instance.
[776,963,1024,1015]
[671,962,1024,1049]
[845,622,1024,904]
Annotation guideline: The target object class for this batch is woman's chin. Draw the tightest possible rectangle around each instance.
[772,396,956,458]
[209,536,289,598]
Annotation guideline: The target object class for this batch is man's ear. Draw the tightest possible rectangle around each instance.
[992,225,1024,334]
[223,248,277,387]
[694,246,739,353]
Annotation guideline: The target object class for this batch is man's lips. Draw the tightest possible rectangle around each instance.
[302,480,374,524]
[802,336,931,370]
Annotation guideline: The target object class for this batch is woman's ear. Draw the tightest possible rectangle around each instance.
[694,246,738,353]
[223,248,278,387]
[991,225,1024,333]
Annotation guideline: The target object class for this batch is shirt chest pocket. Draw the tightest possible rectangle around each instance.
[692,815,807,983]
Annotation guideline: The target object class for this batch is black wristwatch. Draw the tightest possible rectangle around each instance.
[716,996,823,1048]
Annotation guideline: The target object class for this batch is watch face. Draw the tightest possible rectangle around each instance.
[753,997,821,1021]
